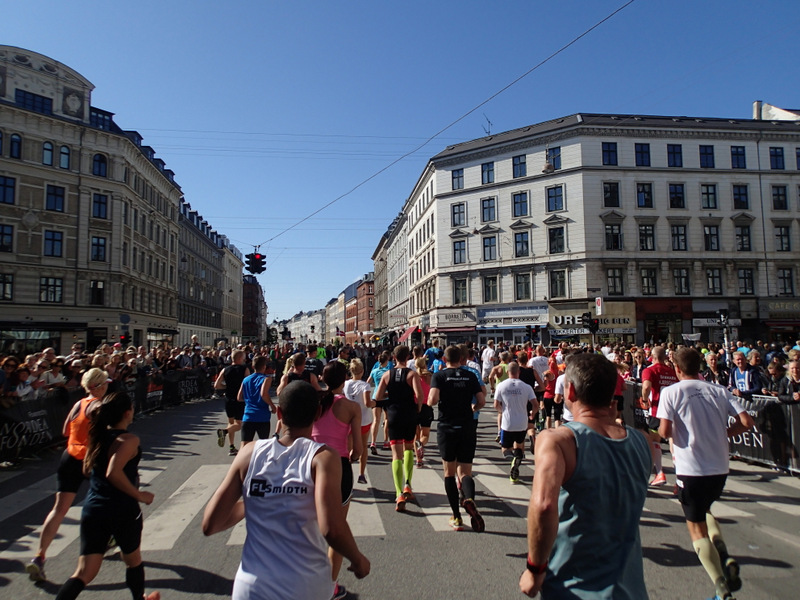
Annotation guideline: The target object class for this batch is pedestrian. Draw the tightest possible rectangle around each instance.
[214,349,251,456]
[202,380,370,600]
[54,391,159,600]
[657,348,755,600]
[519,352,651,598]
[26,368,109,582]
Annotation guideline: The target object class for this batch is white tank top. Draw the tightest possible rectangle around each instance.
[233,437,333,600]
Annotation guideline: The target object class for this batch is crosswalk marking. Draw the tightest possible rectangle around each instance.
[142,464,229,551]
[410,466,453,531]
[0,474,58,522]
[471,456,531,518]
[723,478,800,516]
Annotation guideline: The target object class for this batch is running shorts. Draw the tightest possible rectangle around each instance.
[417,404,434,428]
[500,429,526,449]
[225,399,245,420]
[80,509,142,555]
[241,421,270,442]
[340,457,353,505]
[57,450,87,494]
[387,407,417,442]
[543,397,563,422]
[360,424,371,435]
[676,474,727,523]
[436,425,477,464]
[374,399,388,410]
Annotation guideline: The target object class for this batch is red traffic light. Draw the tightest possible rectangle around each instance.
[253,253,263,260]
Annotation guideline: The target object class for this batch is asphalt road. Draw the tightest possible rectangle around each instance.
[1,396,798,599]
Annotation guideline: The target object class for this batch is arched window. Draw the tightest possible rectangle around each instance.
[10,134,21,159]
[92,153,107,177]
[42,142,53,165]
[59,145,70,169]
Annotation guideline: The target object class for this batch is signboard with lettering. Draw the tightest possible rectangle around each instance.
[692,318,741,327]
[430,308,477,329]
[548,302,636,335]
[477,304,548,328]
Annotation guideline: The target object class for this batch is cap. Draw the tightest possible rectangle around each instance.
[113,342,122,349]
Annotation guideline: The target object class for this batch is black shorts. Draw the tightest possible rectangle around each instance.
[634,410,659,433]
[417,404,434,428]
[500,429,526,448]
[340,457,353,505]
[614,395,624,412]
[374,399,387,410]
[543,397,563,421]
[241,421,271,442]
[57,450,87,494]
[436,425,477,464]
[387,407,417,442]
[676,474,727,523]
[80,509,142,555]
[225,399,244,420]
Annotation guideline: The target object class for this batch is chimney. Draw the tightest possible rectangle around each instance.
[753,100,763,120]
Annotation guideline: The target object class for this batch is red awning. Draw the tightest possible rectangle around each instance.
[398,326,417,342]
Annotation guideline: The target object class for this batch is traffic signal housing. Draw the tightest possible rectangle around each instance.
[245,252,267,274]
[525,324,532,341]
[581,312,592,329]
[589,318,600,334]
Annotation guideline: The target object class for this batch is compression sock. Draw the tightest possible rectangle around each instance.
[126,563,145,600]
[651,441,663,474]
[403,449,414,484]
[693,537,729,598]
[55,577,86,600]
[706,513,730,561]
[391,459,404,497]
[514,447,524,461]
[461,475,476,502]
[444,476,461,518]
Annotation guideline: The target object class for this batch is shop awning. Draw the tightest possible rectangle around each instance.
[398,326,417,342]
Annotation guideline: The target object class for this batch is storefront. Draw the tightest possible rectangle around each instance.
[1,322,88,356]
[476,304,549,346]
[548,302,637,345]
[428,308,477,345]
[635,298,693,345]
[759,299,800,343]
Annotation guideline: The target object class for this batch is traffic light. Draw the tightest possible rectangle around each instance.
[525,325,532,341]
[119,333,129,346]
[251,253,266,274]
[581,312,592,329]
[589,318,600,334]
[245,253,255,273]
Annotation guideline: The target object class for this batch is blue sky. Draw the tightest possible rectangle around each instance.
[5,1,799,321]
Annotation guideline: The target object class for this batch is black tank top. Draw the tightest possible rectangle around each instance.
[224,364,248,400]
[386,368,415,411]
[85,429,141,515]
[287,370,312,383]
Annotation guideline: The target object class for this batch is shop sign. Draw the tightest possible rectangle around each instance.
[549,302,636,334]
[692,318,741,327]
[430,308,477,328]
[477,304,548,327]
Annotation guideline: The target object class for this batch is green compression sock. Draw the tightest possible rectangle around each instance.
[391,459,404,497]
[404,449,414,484]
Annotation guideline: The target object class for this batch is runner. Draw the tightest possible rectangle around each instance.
[239,356,276,447]
[26,368,108,582]
[343,358,373,484]
[214,349,251,456]
[494,362,536,483]
[413,357,434,467]
[481,340,497,382]
[657,347,755,600]
[374,345,424,512]
[368,351,392,452]
[428,345,486,532]
[489,352,512,442]
[640,346,678,486]
[54,391,159,600]
[202,380,370,600]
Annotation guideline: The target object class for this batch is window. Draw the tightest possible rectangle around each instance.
[44,230,63,257]
[481,197,496,222]
[515,232,529,257]
[770,147,785,170]
[735,225,751,251]
[667,144,683,167]
[453,240,466,264]
[772,185,788,210]
[481,162,494,184]
[484,276,498,303]
[16,89,53,115]
[636,183,653,208]
[451,202,465,227]
[699,184,717,209]
[515,273,531,300]
[91,236,107,261]
[603,182,620,207]
[60,145,70,169]
[547,185,564,211]
[605,224,623,250]
[602,142,617,165]
[0,131,2,154]
[671,224,687,250]
[548,227,565,254]
[738,269,755,295]
[483,236,497,261]
[673,268,690,295]
[93,154,107,177]
[0,274,12,301]
[635,143,651,166]
[549,270,566,298]
[704,225,720,251]
[0,224,13,252]
[607,268,624,296]
[0,176,15,204]
[90,109,113,131]
[669,184,685,208]
[92,194,108,219]
[42,142,53,165]
[797,148,800,170]
[453,279,467,305]
[10,134,21,159]
[512,191,528,217]
[40,277,63,303]
[46,185,65,211]
[641,268,657,295]
[89,280,105,306]
[731,146,746,169]
[638,224,655,251]
[776,225,791,251]
[513,155,527,178]
[452,169,464,190]
[778,268,794,295]
[547,146,561,170]
[707,268,722,295]
[732,185,748,209]
[699,145,715,168]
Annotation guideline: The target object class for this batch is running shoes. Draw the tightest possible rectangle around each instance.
[448,516,464,531]
[462,498,485,533]
[25,555,46,582]
[216,429,226,447]
[650,471,667,486]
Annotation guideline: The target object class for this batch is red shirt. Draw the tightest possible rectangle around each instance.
[642,363,678,416]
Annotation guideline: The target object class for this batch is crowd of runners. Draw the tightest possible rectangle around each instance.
[11,334,800,599]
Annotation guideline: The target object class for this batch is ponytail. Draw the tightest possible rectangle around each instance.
[83,391,132,475]
[320,361,347,415]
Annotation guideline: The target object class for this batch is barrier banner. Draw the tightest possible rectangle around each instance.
[731,395,799,474]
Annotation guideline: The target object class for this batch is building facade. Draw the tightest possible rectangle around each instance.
[356,272,375,342]
[242,274,266,342]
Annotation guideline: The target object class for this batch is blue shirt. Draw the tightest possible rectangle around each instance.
[462,365,483,420]
[242,372,271,422]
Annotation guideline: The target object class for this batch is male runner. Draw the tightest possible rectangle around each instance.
[657,348,754,600]
[239,356,276,446]
[494,362,536,483]
[640,345,678,486]
[428,345,486,532]
[214,349,251,456]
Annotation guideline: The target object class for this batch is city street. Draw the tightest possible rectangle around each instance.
[1,396,798,600]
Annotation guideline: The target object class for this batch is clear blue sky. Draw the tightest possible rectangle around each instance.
[5,1,799,321]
